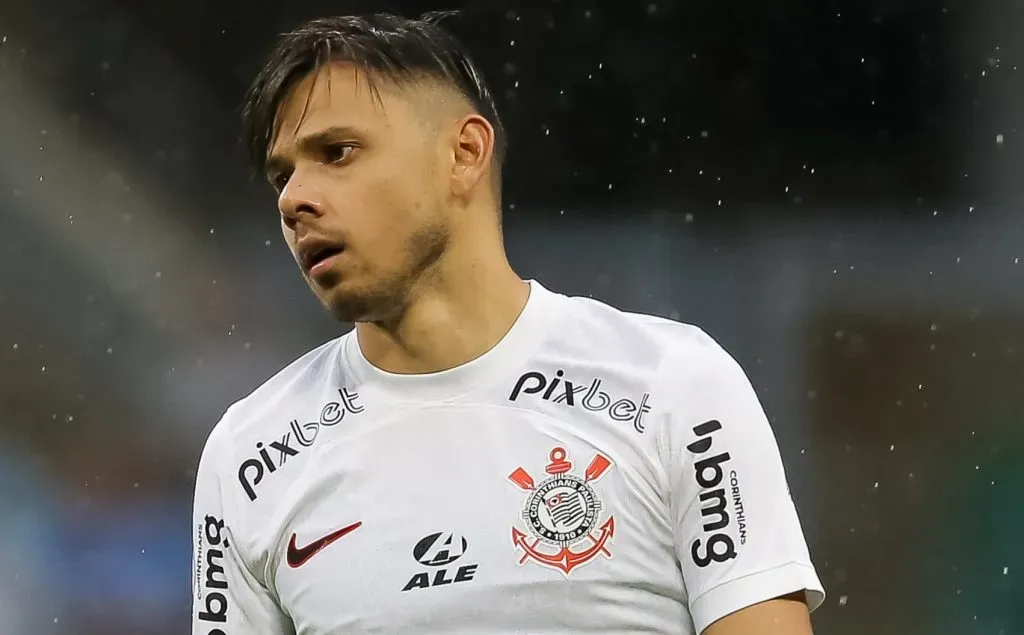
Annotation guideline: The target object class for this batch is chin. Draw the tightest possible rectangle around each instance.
[315,280,381,324]
[308,263,415,324]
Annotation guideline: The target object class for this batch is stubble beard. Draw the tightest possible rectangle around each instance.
[320,219,451,325]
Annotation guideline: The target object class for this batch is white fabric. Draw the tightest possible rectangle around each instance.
[192,280,824,635]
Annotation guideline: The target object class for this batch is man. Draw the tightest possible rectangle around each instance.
[192,12,824,635]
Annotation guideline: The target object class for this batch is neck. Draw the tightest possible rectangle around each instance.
[354,222,529,375]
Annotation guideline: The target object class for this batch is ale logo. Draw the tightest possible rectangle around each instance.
[401,532,479,592]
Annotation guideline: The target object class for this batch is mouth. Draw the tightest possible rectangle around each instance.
[299,241,344,274]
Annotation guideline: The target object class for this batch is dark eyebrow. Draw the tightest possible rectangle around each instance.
[264,125,361,178]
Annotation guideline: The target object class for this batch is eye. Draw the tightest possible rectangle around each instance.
[323,143,354,164]
[272,172,291,191]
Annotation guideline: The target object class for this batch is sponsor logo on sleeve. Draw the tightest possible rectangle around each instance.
[238,387,363,501]
[195,514,230,635]
[509,370,652,434]
[686,419,746,568]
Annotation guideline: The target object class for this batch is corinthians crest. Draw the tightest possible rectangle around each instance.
[508,447,615,574]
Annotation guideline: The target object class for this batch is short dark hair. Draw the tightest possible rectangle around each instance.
[241,11,506,175]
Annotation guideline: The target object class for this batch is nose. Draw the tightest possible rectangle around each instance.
[278,171,324,229]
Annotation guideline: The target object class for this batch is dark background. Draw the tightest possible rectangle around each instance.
[0,1,1021,634]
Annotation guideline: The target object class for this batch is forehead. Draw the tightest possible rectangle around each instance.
[269,64,426,157]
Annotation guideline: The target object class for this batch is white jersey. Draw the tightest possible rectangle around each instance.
[191,281,824,635]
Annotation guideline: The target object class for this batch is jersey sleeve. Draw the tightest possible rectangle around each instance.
[192,425,293,635]
[659,333,825,633]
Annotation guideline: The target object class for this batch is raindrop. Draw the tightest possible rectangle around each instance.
[930,323,939,333]
[209,228,215,234]
[154,271,162,279]
[141,548,146,555]
[700,130,709,138]
[873,482,879,489]
[684,213,694,223]
[41,366,46,372]
[889,444,895,451]
[12,343,18,350]
[996,133,1005,145]
[106,346,113,354]
[264,240,272,246]
[839,595,848,607]
[1003,566,1009,575]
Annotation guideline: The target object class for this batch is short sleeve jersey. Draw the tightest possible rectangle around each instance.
[191,280,825,635]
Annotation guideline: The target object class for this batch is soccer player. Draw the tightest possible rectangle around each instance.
[191,12,824,635]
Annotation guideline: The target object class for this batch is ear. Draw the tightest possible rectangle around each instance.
[450,113,494,198]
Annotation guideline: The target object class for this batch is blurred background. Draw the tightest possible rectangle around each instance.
[0,0,1021,633]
